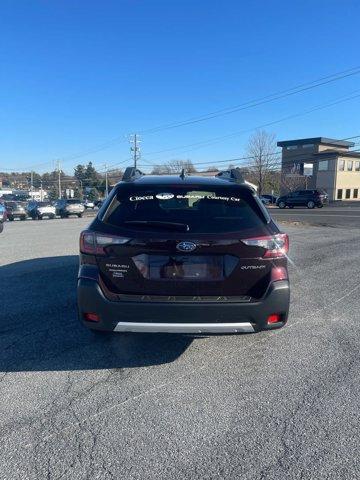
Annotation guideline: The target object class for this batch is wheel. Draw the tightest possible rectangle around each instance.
[278,201,286,209]
[317,204,323,208]
[60,212,66,218]
[77,213,83,218]
[38,215,43,220]
[20,216,26,221]
[288,205,294,209]
[50,215,55,219]
[307,201,315,209]
[8,216,14,221]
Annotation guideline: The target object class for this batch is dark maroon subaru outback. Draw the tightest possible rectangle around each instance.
[78,168,290,334]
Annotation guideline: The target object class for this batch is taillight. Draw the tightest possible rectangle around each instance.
[242,233,289,258]
[80,231,129,255]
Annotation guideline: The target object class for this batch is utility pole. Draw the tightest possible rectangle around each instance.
[30,171,34,192]
[130,134,141,169]
[40,181,43,201]
[57,160,62,198]
[79,179,83,200]
[104,164,109,197]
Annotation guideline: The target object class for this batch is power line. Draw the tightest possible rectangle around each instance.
[3,66,360,173]
[138,135,360,171]
[138,66,360,135]
[136,91,360,163]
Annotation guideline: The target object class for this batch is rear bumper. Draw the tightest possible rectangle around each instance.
[10,212,26,217]
[77,278,290,334]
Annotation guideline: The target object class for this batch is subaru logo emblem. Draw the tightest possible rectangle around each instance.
[176,241,197,252]
[156,193,174,200]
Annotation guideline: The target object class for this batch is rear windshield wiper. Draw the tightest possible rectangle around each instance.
[123,220,190,232]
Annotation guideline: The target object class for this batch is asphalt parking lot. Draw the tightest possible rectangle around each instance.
[1,216,360,479]
[270,205,360,228]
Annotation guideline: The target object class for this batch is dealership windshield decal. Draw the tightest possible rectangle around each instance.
[129,193,242,202]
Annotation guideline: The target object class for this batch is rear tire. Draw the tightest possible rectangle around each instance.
[38,215,42,220]
[20,216,26,221]
[8,217,14,221]
[60,212,66,219]
[307,201,315,209]
[77,213,83,218]
[278,201,286,209]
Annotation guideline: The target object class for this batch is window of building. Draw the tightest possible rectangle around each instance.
[339,159,345,171]
[354,189,358,199]
[345,189,351,199]
[355,161,360,171]
[347,161,353,171]
[337,189,343,199]
[318,160,328,171]
[286,145,298,150]
[302,144,314,148]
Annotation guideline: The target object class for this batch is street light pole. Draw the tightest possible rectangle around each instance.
[57,160,62,198]
[105,164,109,197]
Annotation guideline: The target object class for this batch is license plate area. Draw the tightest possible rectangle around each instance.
[134,254,224,281]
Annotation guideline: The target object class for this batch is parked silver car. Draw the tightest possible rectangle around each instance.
[54,199,85,218]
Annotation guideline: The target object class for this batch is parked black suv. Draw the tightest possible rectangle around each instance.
[277,189,328,209]
[78,168,290,334]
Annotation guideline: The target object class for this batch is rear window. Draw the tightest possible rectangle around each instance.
[104,185,265,233]
[66,199,82,204]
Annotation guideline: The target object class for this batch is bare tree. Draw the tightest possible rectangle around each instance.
[280,173,307,193]
[246,130,278,195]
[151,159,197,175]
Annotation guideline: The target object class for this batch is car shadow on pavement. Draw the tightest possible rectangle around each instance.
[0,255,193,372]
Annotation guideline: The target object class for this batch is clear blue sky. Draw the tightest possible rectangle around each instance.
[1,0,360,174]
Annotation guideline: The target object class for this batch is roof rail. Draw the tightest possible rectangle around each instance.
[216,168,245,184]
[122,167,144,182]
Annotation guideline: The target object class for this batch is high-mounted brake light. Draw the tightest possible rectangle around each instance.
[80,231,129,255]
[242,233,289,258]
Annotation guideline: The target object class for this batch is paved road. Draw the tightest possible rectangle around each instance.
[1,219,360,479]
[270,205,360,228]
